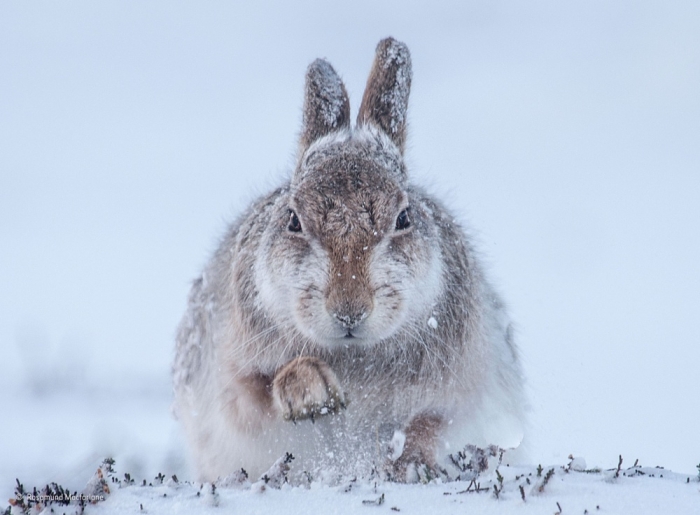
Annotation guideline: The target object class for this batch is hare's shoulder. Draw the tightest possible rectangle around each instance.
[172,186,287,391]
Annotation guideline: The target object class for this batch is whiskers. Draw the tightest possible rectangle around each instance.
[373,283,408,296]
[292,284,323,293]
[220,324,285,389]
[220,320,319,392]
[400,319,469,393]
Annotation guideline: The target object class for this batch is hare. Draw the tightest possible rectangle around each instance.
[172,37,526,484]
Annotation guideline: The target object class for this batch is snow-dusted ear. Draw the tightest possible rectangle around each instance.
[357,37,412,154]
[300,59,351,151]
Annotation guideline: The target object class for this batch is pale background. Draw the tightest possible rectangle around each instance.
[1,0,699,501]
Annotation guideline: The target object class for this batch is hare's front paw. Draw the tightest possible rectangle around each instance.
[272,356,347,422]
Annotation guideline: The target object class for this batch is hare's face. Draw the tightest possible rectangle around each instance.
[257,135,442,347]
[254,38,440,347]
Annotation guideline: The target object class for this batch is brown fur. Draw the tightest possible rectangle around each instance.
[300,59,351,151]
[390,412,446,479]
[357,37,412,153]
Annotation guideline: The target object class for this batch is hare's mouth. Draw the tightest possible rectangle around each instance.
[344,330,356,339]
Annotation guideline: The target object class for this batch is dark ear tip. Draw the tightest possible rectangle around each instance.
[304,58,348,104]
[375,37,411,68]
[306,58,336,80]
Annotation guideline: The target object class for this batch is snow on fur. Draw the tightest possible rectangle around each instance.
[308,59,348,129]
[378,38,411,136]
[300,58,350,150]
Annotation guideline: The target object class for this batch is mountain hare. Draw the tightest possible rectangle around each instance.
[173,37,526,483]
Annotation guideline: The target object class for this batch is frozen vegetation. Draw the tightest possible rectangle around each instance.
[6,453,700,514]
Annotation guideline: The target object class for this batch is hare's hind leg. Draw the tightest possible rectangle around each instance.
[386,412,447,482]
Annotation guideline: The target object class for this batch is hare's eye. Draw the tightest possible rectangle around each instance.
[395,208,411,230]
[288,210,302,232]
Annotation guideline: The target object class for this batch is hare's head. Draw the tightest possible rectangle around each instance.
[257,38,443,348]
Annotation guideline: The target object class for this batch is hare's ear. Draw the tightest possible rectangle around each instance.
[300,59,351,151]
[357,38,412,154]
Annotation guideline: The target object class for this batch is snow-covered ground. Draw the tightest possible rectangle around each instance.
[2,0,699,511]
[7,454,700,514]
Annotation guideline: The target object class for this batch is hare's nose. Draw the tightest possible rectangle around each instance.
[332,311,368,330]
[331,303,372,331]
